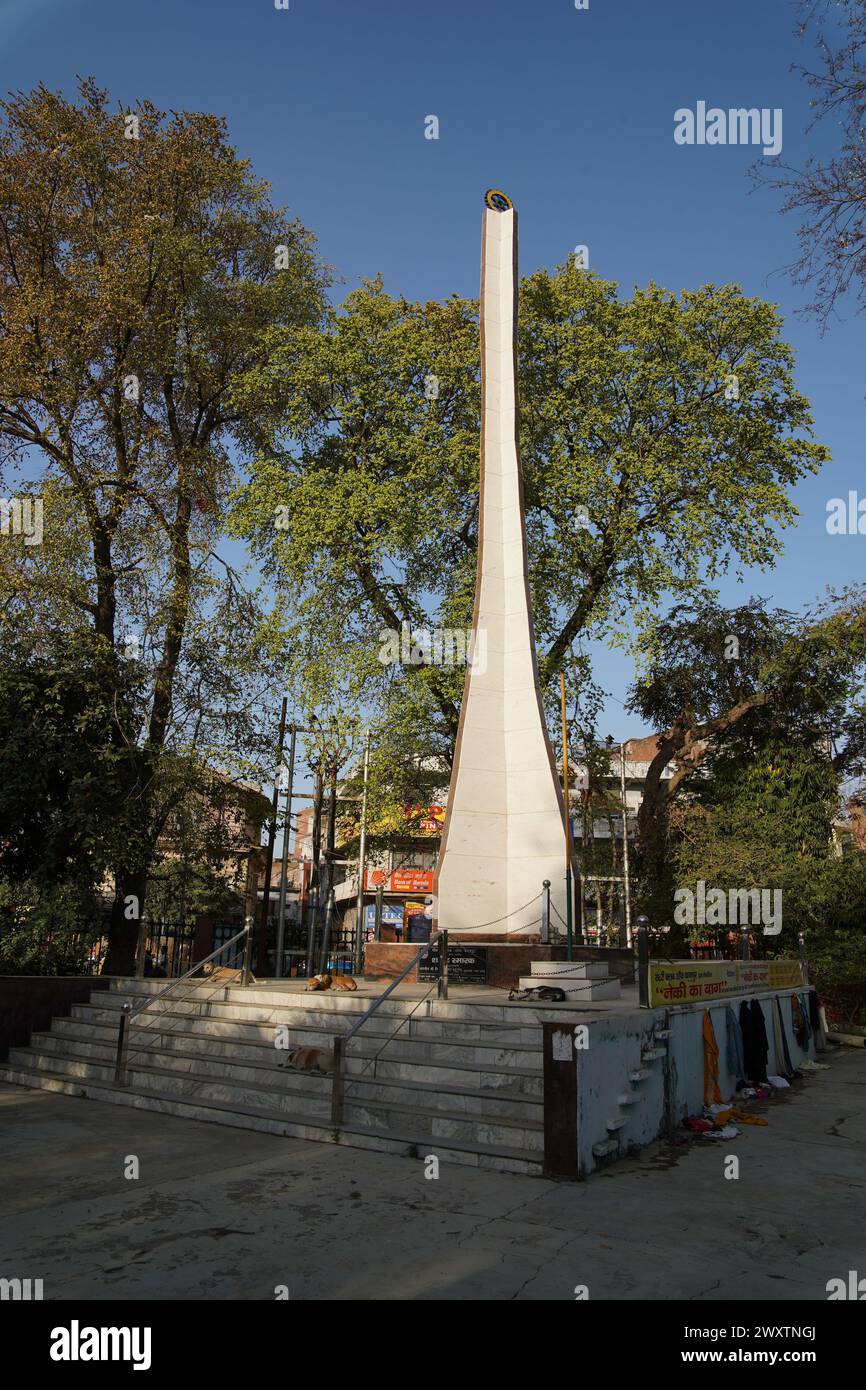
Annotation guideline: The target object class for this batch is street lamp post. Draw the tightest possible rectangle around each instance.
[258,696,288,976]
[619,739,633,948]
[274,722,297,979]
[353,730,371,974]
[560,671,574,961]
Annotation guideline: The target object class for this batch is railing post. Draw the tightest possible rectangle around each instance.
[637,915,649,1009]
[331,1034,344,1127]
[353,729,371,975]
[240,918,254,987]
[114,1003,131,1084]
[241,848,259,985]
[319,887,334,974]
[540,879,550,945]
[798,930,809,986]
[438,929,449,1000]
[305,884,318,978]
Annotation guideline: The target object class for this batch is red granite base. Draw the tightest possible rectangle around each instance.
[362,940,633,989]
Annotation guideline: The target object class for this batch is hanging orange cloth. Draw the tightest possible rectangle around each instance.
[703,1010,722,1105]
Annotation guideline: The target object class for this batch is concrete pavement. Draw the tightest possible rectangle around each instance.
[1,1048,864,1300]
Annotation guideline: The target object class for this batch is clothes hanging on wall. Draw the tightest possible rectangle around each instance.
[772,1000,800,1073]
[771,1000,789,1079]
[725,1006,746,1088]
[808,988,822,1035]
[703,1009,722,1105]
[739,998,769,1084]
[792,994,810,1049]
[774,996,798,1076]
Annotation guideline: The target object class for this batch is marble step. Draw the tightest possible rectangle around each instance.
[18,1035,544,1118]
[528,960,610,979]
[0,1063,542,1176]
[23,1050,545,1150]
[12,1035,543,1098]
[30,1034,544,1117]
[81,993,560,1036]
[592,1139,619,1160]
[51,1011,544,1061]
[343,1101,543,1152]
[57,1011,543,1071]
[99,979,599,1026]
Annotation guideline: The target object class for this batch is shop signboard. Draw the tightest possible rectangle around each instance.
[364,868,434,894]
[364,903,404,939]
[649,959,804,1008]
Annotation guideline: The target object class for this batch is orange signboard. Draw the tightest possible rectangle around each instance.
[364,868,434,894]
[405,805,446,835]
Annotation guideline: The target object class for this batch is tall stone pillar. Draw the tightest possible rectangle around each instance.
[435,192,570,937]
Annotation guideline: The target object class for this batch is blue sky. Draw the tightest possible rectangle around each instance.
[3,0,862,739]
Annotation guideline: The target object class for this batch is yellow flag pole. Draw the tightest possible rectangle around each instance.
[560,670,574,960]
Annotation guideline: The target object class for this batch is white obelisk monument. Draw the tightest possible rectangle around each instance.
[435,191,570,937]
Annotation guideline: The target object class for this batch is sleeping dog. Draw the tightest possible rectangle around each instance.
[282,1045,336,1073]
[201,964,256,984]
[508,985,567,1003]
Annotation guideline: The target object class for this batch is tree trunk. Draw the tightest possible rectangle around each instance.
[102,866,148,976]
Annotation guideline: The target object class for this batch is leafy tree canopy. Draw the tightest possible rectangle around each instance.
[231,266,828,792]
[0,78,328,971]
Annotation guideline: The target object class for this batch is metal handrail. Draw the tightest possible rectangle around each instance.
[113,924,250,1083]
[330,929,447,1126]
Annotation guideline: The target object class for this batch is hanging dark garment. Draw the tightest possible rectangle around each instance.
[740,998,769,1084]
[749,999,770,1082]
[774,996,797,1077]
[808,989,822,1034]
[792,994,809,1049]
[726,1006,746,1087]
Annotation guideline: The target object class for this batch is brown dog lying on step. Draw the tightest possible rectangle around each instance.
[201,964,256,984]
[305,973,358,991]
[284,1045,336,1073]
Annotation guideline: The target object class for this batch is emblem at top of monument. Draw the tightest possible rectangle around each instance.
[484,189,513,212]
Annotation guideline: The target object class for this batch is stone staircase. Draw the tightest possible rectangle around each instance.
[0,978,559,1176]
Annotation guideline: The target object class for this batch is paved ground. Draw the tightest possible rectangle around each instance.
[1,1049,864,1301]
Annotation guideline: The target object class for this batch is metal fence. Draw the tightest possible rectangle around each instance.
[68,919,197,977]
[38,910,359,980]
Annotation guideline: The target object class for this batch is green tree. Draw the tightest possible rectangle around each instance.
[0,627,134,897]
[674,737,839,939]
[0,79,328,973]
[231,266,828,799]
[629,587,866,921]
[673,736,866,1021]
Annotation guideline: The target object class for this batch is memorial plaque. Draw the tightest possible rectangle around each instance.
[419,943,488,985]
